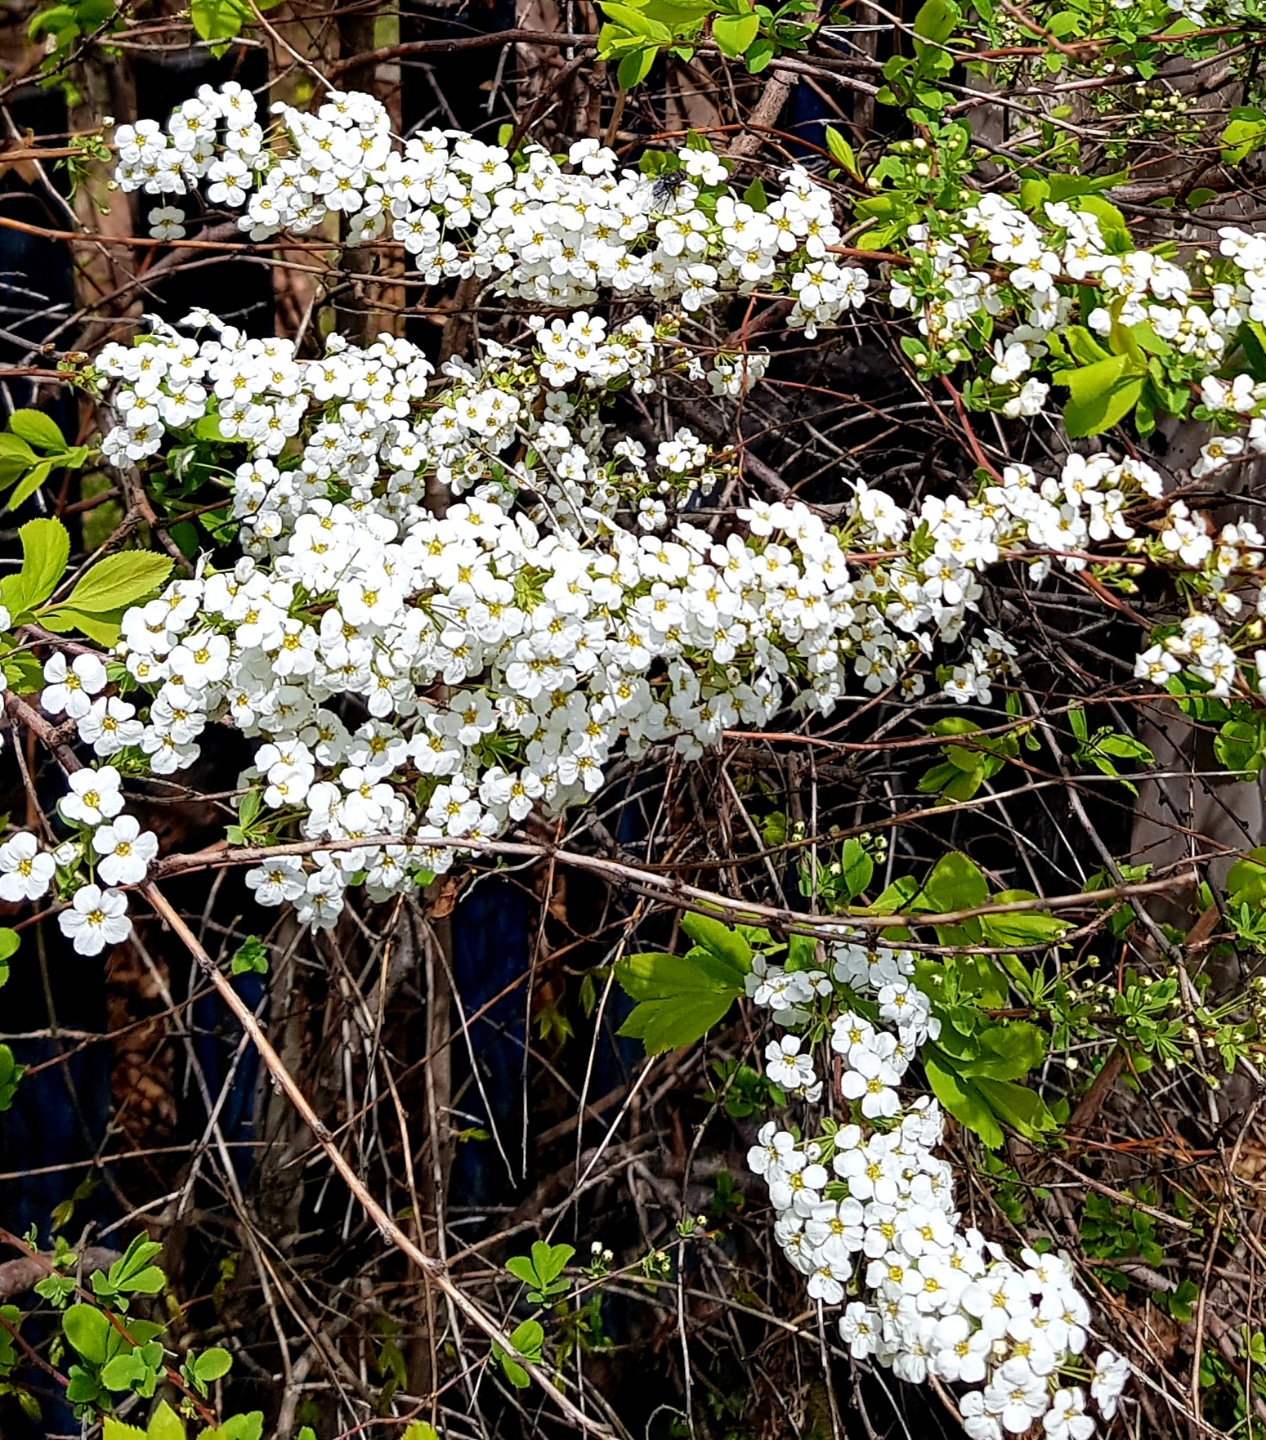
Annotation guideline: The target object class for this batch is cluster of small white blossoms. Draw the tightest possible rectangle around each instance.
[0,654,160,956]
[892,193,1250,432]
[745,942,1130,1438]
[79,302,1266,933]
[112,84,868,335]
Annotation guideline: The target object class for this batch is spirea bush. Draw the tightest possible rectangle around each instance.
[4,13,1266,1429]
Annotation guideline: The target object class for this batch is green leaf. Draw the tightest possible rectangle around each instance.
[211,1420,263,1440]
[974,1075,1058,1140]
[0,928,18,989]
[190,0,249,42]
[63,1303,111,1364]
[0,1044,22,1109]
[101,1352,149,1392]
[1222,105,1266,164]
[109,1234,166,1294]
[1056,353,1144,438]
[679,912,751,976]
[401,1426,441,1440]
[912,0,959,46]
[38,606,125,647]
[617,44,658,86]
[957,1022,1046,1081]
[840,838,874,900]
[920,851,988,912]
[0,433,38,486]
[745,36,774,70]
[193,1347,232,1383]
[0,518,70,620]
[531,1240,573,1285]
[8,410,67,455]
[6,461,53,512]
[924,1051,1003,1147]
[1228,848,1266,906]
[148,1401,187,1440]
[825,127,861,178]
[104,1422,148,1440]
[616,984,739,1053]
[713,10,759,54]
[62,551,174,615]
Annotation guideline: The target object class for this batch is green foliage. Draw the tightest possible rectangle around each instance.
[917,714,1028,803]
[1081,1189,1167,1293]
[615,911,752,1052]
[492,1318,544,1389]
[874,0,961,120]
[0,517,170,651]
[0,1045,24,1112]
[190,0,283,53]
[597,0,814,85]
[704,1058,784,1117]
[0,927,19,990]
[1069,707,1155,794]
[230,936,270,976]
[506,1241,574,1305]
[871,853,1066,1147]
[1221,105,1266,164]
[0,409,91,513]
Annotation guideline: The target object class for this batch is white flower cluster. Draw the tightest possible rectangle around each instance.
[893,192,1249,426]
[113,84,868,333]
[34,655,160,953]
[745,941,1129,1438]
[79,306,1266,936]
[0,653,160,955]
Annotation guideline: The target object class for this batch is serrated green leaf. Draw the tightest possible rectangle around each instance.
[62,551,173,615]
[0,518,69,620]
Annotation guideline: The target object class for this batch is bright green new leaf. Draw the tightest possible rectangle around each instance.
[923,1051,1003,1148]
[713,10,759,54]
[148,1401,187,1440]
[190,0,250,42]
[63,551,174,615]
[8,409,67,454]
[6,460,53,512]
[616,948,746,1052]
[680,911,751,974]
[39,606,125,648]
[63,1303,111,1364]
[104,1422,147,1440]
[1,518,70,620]
[920,851,988,912]
[912,0,959,46]
[825,126,860,178]
[974,1075,1059,1140]
[1222,105,1266,164]
[0,1044,23,1109]
[617,44,658,86]
[401,1425,441,1440]
[194,1347,232,1382]
[840,838,874,900]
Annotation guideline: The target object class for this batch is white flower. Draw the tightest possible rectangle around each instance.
[42,653,108,720]
[57,883,132,955]
[1091,1349,1129,1419]
[148,205,187,240]
[93,815,159,886]
[1043,1386,1095,1440]
[61,767,125,827]
[0,831,55,902]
